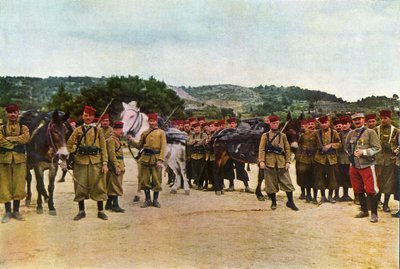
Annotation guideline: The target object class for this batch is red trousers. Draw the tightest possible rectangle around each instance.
[349,165,379,195]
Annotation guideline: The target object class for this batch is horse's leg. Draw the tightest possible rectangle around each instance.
[47,165,58,215]
[25,167,32,207]
[57,169,67,183]
[33,165,45,214]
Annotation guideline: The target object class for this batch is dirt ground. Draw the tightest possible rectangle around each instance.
[0,150,398,269]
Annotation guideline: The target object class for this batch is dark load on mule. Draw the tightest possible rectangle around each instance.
[213,125,263,164]
[166,127,188,144]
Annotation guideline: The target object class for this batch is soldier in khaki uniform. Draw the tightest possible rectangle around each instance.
[259,115,298,211]
[128,113,166,208]
[99,113,113,140]
[296,118,318,203]
[105,121,125,213]
[0,104,30,223]
[374,110,398,212]
[313,115,341,203]
[67,106,109,221]
[188,122,208,190]
[390,129,400,218]
[336,115,353,201]
[365,114,377,129]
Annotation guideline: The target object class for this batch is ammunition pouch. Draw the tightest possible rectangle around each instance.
[265,146,284,155]
[78,146,101,155]
[143,148,160,155]
[0,145,26,154]
[319,148,336,155]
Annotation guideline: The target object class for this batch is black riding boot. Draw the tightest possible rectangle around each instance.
[382,194,391,212]
[268,193,277,210]
[112,196,125,213]
[368,195,378,223]
[105,197,112,210]
[354,193,369,218]
[286,192,299,211]
[141,189,152,208]
[153,191,161,208]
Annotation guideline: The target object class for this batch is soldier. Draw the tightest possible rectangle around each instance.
[345,113,381,222]
[374,110,398,212]
[99,114,113,140]
[67,106,109,221]
[128,113,166,208]
[204,121,216,191]
[258,115,298,211]
[390,127,400,217]
[333,119,342,133]
[296,118,318,203]
[365,114,377,129]
[313,115,341,203]
[0,104,30,223]
[187,122,207,190]
[336,115,353,201]
[105,121,125,213]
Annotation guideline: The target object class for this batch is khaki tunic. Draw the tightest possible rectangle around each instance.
[130,127,167,191]
[188,132,207,160]
[374,125,398,194]
[259,130,294,193]
[296,130,318,188]
[106,134,125,196]
[313,128,341,165]
[391,131,400,167]
[100,126,113,140]
[67,125,108,201]
[0,121,30,203]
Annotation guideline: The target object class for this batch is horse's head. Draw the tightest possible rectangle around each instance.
[47,110,70,162]
[121,101,149,139]
[282,112,302,153]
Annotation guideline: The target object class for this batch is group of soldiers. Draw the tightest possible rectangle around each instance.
[0,103,399,224]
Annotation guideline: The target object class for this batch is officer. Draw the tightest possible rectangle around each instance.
[128,113,166,208]
[0,104,30,223]
[346,113,381,223]
[374,110,398,212]
[67,106,109,221]
[258,115,298,211]
[105,121,125,212]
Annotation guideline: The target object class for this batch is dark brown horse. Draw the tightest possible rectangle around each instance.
[21,110,72,215]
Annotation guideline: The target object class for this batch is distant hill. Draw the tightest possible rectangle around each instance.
[1,76,398,118]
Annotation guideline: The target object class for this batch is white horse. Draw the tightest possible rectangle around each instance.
[121,102,189,199]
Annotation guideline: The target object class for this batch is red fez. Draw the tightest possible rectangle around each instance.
[308,118,317,123]
[83,106,96,116]
[188,117,196,123]
[333,119,341,126]
[201,122,209,128]
[269,115,280,123]
[209,121,215,126]
[184,120,190,125]
[94,117,100,122]
[68,118,76,123]
[218,119,226,125]
[214,122,220,127]
[227,118,236,124]
[113,121,124,129]
[380,110,391,118]
[300,119,308,125]
[318,115,329,124]
[100,114,110,120]
[148,113,158,121]
[365,114,376,120]
[197,117,205,122]
[339,115,350,125]
[5,104,19,113]
[193,122,200,128]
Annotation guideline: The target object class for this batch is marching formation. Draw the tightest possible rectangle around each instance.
[0,103,399,225]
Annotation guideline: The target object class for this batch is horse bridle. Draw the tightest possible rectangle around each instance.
[125,108,144,137]
[46,121,65,160]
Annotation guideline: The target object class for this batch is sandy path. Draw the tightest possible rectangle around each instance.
[0,151,398,269]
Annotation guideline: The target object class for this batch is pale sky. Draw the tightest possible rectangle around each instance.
[0,0,399,101]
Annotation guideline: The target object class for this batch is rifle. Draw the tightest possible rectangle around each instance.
[95,98,114,128]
